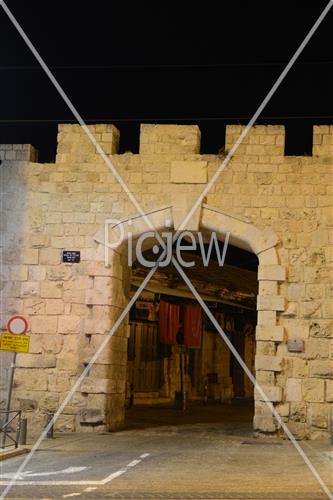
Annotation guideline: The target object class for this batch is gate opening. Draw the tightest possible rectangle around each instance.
[124,240,258,430]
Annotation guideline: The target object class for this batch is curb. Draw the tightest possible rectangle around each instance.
[0,447,29,461]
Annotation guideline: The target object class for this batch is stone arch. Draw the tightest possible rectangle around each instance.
[91,204,286,433]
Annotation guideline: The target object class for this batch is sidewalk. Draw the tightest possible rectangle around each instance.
[0,446,29,461]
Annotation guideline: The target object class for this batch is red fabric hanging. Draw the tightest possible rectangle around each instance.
[184,304,202,348]
[159,300,180,345]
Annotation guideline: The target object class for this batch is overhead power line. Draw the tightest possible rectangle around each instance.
[0,115,333,123]
[1,61,333,71]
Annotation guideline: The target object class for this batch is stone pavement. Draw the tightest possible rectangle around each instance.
[0,406,332,499]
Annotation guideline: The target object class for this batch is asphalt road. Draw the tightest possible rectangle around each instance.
[0,418,332,499]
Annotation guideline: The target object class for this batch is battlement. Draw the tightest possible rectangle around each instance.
[139,124,201,154]
[55,123,333,161]
[0,144,38,162]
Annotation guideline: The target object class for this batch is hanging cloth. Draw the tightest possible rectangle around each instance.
[159,300,180,345]
[184,304,202,348]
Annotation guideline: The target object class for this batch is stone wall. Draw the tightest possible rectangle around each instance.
[0,124,332,438]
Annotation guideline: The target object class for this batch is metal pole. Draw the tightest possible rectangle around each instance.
[46,413,54,439]
[1,352,17,448]
[17,416,27,446]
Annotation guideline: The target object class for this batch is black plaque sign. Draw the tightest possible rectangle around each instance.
[63,250,81,263]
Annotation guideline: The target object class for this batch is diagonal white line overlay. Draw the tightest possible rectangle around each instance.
[174,0,333,236]
[0,0,167,252]
[0,266,158,499]
[171,256,333,500]
[1,0,332,498]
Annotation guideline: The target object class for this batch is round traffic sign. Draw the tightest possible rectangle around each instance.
[7,316,28,335]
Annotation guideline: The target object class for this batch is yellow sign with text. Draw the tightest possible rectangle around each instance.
[0,332,30,353]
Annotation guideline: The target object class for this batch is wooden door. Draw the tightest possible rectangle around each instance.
[128,322,163,392]
[231,330,245,398]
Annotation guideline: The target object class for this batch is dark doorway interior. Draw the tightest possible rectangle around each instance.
[124,241,258,429]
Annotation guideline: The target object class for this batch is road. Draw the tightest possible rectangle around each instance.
[0,411,332,499]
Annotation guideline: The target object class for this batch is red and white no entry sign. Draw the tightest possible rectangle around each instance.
[7,315,28,335]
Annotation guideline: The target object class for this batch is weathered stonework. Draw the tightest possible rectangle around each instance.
[0,123,332,439]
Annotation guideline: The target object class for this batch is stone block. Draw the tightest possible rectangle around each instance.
[290,402,306,422]
[16,397,38,411]
[255,400,274,417]
[306,338,330,359]
[39,393,60,412]
[28,335,43,353]
[308,403,330,429]
[58,316,82,334]
[257,295,285,311]
[21,282,40,297]
[47,372,72,392]
[30,315,58,334]
[326,380,333,402]
[258,265,286,281]
[258,281,278,296]
[39,248,60,265]
[40,281,62,298]
[10,265,28,281]
[85,289,109,306]
[28,266,46,281]
[256,341,276,356]
[257,311,276,326]
[309,321,332,338]
[29,234,49,248]
[14,368,48,391]
[47,266,72,281]
[84,319,111,334]
[253,416,277,433]
[287,284,305,301]
[87,261,113,277]
[308,360,333,378]
[23,297,44,315]
[45,299,64,314]
[276,403,290,417]
[256,325,284,342]
[56,354,79,372]
[79,408,105,425]
[300,301,321,318]
[171,161,207,183]
[287,422,308,440]
[303,378,325,402]
[285,378,302,402]
[257,248,278,265]
[80,378,117,394]
[292,358,308,378]
[255,384,282,402]
[255,370,275,385]
[255,355,283,372]
[16,353,56,368]
[54,415,75,432]
[139,124,201,154]
[22,249,39,265]
[42,334,63,354]
[280,319,310,340]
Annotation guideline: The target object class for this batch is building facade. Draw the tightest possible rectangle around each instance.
[0,123,332,439]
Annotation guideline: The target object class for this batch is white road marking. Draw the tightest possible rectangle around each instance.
[126,459,141,467]
[0,453,150,486]
[62,494,81,498]
[100,469,127,484]
[83,487,97,492]
[0,466,88,480]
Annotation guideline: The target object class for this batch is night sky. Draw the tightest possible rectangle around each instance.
[0,1,332,161]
